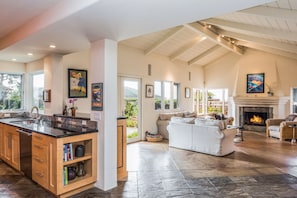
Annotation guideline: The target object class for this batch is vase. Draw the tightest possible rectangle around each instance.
[71,108,76,117]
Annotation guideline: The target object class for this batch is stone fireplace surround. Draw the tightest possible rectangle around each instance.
[229,96,290,131]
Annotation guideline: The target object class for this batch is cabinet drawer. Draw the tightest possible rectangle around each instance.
[32,163,48,188]
[32,143,47,160]
[32,133,48,143]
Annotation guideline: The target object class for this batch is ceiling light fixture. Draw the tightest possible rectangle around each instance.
[49,44,56,48]
[12,58,16,61]
[27,53,33,56]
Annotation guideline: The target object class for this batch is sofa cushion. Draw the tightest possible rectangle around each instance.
[171,117,195,124]
[194,119,225,130]
[269,125,280,132]
[184,112,196,118]
[159,113,174,120]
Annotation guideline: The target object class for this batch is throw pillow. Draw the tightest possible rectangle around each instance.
[285,114,297,121]
[184,112,196,118]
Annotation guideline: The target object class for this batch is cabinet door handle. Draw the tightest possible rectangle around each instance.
[35,136,43,140]
[33,158,44,163]
[33,145,43,150]
[35,172,44,177]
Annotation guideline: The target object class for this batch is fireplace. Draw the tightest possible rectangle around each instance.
[239,106,273,132]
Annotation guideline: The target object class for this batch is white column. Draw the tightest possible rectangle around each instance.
[44,54,63,115]
[90,39,117,191]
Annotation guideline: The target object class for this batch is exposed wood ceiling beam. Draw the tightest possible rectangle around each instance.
[219,30,297,53]
[240,6,297,20]
[185,22,244,55]
[239,41,297,60]
[169,36,206,61]
[188,45,221,66]
[144,26,184,55]
[203,18,297,42]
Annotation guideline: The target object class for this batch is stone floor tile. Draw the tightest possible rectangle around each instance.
[162,178,189,190]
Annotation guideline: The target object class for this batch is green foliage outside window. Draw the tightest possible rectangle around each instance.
[124,100,138,127]
[0,73,22,110]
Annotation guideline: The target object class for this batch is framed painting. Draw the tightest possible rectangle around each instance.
[247,73,265,94]
[145,84,154,98]
[91,83,103,111]
[43,89,51,102]
[68,69,88,98]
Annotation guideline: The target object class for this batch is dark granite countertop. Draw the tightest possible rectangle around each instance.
[0,117,98,138]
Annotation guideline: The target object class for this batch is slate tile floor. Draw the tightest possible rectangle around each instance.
[1,131,297,197]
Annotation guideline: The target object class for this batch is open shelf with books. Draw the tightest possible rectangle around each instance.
[57,133,97,196]
[32,132,97,197]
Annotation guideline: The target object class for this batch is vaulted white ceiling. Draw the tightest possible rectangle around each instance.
[121,0,297,66]
[0,0,276,63]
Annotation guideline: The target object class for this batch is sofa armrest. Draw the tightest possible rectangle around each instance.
[280,121,297,128]
[266,118,285,126]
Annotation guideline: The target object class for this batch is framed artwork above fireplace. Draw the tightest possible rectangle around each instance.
[246,73,265,94]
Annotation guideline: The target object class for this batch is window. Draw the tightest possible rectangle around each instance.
[193,88,228,115]
[207,89,228,115]
[32,73,44,110]
[291,87,297,113]
[173,83,180,109]
[154,81,180,110]
[193,88,204,114]
[164,81,171,109]
[0,73,23,110]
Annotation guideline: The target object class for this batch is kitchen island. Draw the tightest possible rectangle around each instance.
[0,115,98,198]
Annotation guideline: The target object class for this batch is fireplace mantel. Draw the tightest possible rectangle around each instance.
[229,96,290,126]
[231,96,290,105]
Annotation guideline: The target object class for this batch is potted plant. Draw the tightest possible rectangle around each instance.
[69,98,78,116]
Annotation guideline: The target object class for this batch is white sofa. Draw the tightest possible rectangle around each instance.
[167,117,237,156]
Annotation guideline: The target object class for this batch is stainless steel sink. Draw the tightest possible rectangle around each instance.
[10,119,39,125]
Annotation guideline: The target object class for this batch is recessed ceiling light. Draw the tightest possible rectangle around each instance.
[12,58,16,61]
[27,53,33,56]
[49,44,56,48]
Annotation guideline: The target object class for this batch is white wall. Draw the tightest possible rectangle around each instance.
[62,50,91,114]
[26,59,43,73]
[0,60,25,73]
[204,49,297,116]
[118,44,204,136]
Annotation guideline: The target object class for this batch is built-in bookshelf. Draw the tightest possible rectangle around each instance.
[32,132,97,197]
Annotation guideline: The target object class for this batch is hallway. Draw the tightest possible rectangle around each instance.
[1,131,297,197]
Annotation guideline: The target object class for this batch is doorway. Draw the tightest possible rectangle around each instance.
[118,77,142,143]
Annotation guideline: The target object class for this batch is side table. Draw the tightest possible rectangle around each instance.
[228,125,244,143]
[287,124,297,144]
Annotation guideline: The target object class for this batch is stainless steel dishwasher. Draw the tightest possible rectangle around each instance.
[17,128,32,179]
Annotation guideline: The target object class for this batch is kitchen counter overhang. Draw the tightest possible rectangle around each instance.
[0,117,98,138]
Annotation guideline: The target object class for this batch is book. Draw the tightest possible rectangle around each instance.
[63,166,68,185]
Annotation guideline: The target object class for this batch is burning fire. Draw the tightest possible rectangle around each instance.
[250,115,263,124]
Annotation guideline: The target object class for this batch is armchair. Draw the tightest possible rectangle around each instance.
[266,115,297,141]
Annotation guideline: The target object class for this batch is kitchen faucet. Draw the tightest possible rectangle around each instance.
[31,106,39,119]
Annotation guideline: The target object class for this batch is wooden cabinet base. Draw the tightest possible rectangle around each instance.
[58,183,95,198]
[117,119,127,181]
[32,132,97,197]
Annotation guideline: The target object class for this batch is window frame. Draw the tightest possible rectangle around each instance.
[0,72,24,111]
[154,81,180,110]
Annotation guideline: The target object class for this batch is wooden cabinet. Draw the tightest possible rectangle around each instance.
[117,119,127,180]
[32,132,56,193]
[2,124,20,171]
[32,132,97,197]
[0,123,4,158]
